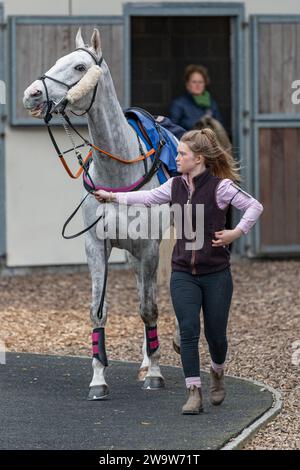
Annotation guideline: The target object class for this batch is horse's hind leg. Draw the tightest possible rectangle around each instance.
[173,317,181,355]
[127,245,165,390]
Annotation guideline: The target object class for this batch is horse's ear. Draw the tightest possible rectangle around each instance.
[91,28,101,57]
[75,27,85,49]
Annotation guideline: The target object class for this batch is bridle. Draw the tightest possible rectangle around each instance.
[39,47,103,121]
[38,47,106,185]
[37,47,165,320]
[38,46,164,236]
[38,48,158,184]
[39,48,108,321]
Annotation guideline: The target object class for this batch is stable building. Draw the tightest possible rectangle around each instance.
[0,0,299,268]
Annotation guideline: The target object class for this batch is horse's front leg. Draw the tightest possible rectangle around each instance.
[85,231,112,400]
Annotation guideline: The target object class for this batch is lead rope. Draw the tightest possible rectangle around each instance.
[59,114,108,319]
[60,114,96,190]
[61,115,81,159]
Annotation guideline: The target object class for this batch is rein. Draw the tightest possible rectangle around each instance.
[39,47,164,215]
[40,48,157,181]
[44,111,156,182]
[39,47,165,320]
[40,47,164,220]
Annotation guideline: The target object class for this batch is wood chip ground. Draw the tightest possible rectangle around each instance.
[1,259,299,449]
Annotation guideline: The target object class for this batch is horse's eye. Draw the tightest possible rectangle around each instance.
[75,64,86,72]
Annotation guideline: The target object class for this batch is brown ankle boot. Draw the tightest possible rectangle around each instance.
[182,385,204,414]
[210,366,226,405]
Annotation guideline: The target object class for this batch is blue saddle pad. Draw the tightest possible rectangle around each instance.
[124,107,182,184]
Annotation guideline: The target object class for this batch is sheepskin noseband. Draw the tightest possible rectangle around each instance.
[67,65,102,104]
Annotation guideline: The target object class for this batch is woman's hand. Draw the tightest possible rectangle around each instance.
[92,189,115,203]
[212,228,243,247]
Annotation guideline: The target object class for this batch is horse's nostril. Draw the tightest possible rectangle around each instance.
[31,89,42,98]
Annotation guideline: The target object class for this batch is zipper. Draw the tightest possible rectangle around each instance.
[186,183,197,275]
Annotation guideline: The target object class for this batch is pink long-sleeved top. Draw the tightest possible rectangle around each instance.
[114,174,264,235]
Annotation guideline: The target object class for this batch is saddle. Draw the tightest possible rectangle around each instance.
[124,106,184,183]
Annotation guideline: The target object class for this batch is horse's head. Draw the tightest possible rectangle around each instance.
[194,115,232,155]
[23,28,103,119]
[194,114,213,130]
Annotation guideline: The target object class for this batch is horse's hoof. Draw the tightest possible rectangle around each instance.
[173,339,181,355]
[87,385,109,400]
[142,376,165,390]
[137,366,149,381]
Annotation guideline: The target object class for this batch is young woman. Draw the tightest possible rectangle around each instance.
[92,128,264,415]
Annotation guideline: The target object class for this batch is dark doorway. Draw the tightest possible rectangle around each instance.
[131,16,232,137]
[131,15,233,233]
[0,2,5,257]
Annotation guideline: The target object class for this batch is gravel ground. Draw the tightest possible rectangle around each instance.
[1,258,299,450]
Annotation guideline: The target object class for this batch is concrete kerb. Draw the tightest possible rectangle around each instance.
[221,375,283,450]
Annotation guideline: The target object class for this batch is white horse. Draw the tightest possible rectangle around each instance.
[23,28,174,399]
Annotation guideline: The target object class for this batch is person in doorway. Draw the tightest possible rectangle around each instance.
[170,64,224,130]
[92,128,264,415]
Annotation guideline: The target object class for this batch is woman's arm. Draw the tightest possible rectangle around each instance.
[216,179,264,234]
[211,179,263,247]
[93,177,174,207]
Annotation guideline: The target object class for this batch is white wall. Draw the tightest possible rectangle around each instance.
[3,0,300,266]
[6,126,90,266]
[4,0,69,16]
[71,0,300,16]
[4,0,300,18]
[3,0,126,266]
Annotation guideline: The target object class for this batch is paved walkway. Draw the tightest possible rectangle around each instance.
[0,353,276,450]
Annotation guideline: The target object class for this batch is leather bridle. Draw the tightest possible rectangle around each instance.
[37,48,164,320]
[39,47,103,122]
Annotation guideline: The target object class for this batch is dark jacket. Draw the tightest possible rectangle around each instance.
[169,91,224,131]
[171,167,230,275]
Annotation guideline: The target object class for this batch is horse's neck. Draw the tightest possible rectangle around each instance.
[87,63,144,186]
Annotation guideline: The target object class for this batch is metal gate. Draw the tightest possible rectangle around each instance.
[250,15,300,256]
[0,2,5,258]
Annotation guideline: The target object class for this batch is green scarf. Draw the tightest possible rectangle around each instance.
[193,90,211,108]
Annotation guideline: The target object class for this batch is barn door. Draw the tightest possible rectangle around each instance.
[0,3,5,257]
[250,15,300,256]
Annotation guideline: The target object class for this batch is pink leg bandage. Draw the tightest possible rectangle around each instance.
[92,327,108,367]
[145,325,159,356]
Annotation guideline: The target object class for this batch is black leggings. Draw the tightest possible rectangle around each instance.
[170,267,233,378]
